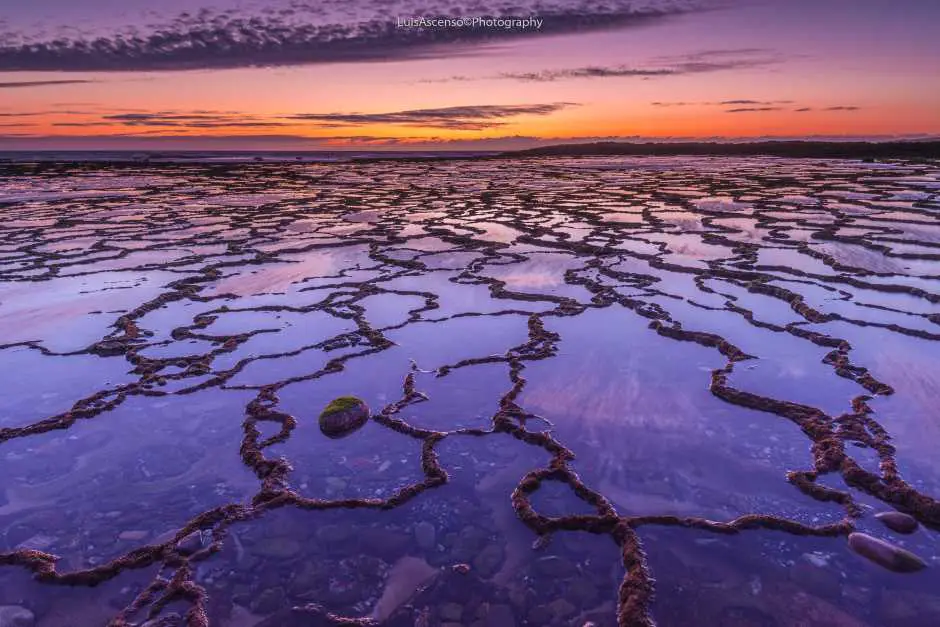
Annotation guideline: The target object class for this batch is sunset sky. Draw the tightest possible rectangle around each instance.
[1,0,939,150]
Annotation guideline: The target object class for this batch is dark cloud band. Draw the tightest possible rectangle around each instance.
[0,1,698,72]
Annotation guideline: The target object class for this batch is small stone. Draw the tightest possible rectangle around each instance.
[790,554,841,598]
[252,537,302,559]
[250,587,287,614]
[451,526,488,561]
[486,604,516,627]
[534,555,577,578]
[527,605,553,624]
[0,606,35,627]
[452,563,471,575]
[361,527,411,559]
[548,598,577,619]
[440,603,463,622]
[848,532,927,573]
[879,589,940,625]
[15,534,56,552]
[568,578,600,606]
[876,511,919,534]
[289,562,324,596]
[318,396,369,438]
[325,477,348,492]
[473,543,504,576]
[176,531,203,555]
[415,521,436,550]
[316,524,352,544]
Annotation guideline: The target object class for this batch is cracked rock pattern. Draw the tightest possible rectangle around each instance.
[0,156,939,626]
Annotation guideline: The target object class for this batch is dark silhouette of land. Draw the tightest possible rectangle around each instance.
[508,140,940,160]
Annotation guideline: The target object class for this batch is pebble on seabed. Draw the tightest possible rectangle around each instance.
[0,605,35,627]
[847,532,927,573]
[875,511,919,534]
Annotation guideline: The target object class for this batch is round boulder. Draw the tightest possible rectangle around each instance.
[319,396,370,438]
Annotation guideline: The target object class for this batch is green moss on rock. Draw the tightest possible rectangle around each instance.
[320,396,365,417]
[319,396,369,438]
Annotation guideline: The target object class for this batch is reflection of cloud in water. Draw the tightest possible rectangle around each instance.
[206,254,337,296]
[477,222,522,244]
[485,254,579,289]
[871,348,940,458]
[814,242,907,274]
[523,351,702,432]
[498,271,561,289]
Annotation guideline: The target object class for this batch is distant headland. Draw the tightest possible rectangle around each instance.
[507,140,940,160]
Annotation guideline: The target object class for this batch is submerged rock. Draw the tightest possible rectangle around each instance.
[414,521,436,550]
[0,606,35,627]
[318,396,369,438]
[440,602,463,622]
[370,556,439,621]
[848,532,927,573]
[879,589,940,625]
[252,537,302,559]
[534,554,577,578]
[485,604,517,627]
[875,511,919,534]
[175,530,205,555]
[251,587,287,614]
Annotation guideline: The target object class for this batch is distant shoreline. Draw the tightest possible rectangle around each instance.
[1,141,939,164]
[508,140,940,160]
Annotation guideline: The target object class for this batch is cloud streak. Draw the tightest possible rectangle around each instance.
[284,103,578,130]
[17,103,577,132]
[432,48,785,83]
[650,101,862,114]
[0,1,700,72]
[726,107,783,113]
[100,111,291,128]
[0,80,95,89]
[653,98,794,107]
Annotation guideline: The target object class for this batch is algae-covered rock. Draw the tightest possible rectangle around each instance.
[318,396,369,438]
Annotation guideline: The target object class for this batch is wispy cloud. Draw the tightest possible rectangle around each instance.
[653,98,794,107]
[499,67,675,82]
[431,48,785,83]
[21,103,577,132]
[0,80,95,89]
[283,103,578,130]
[650,101,861,114]
[725,107,783,113]
[0,1,701,72]
[101,111,291,128]
[794,106,861,112]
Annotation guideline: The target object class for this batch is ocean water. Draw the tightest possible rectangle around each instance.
[0,155,939,626]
